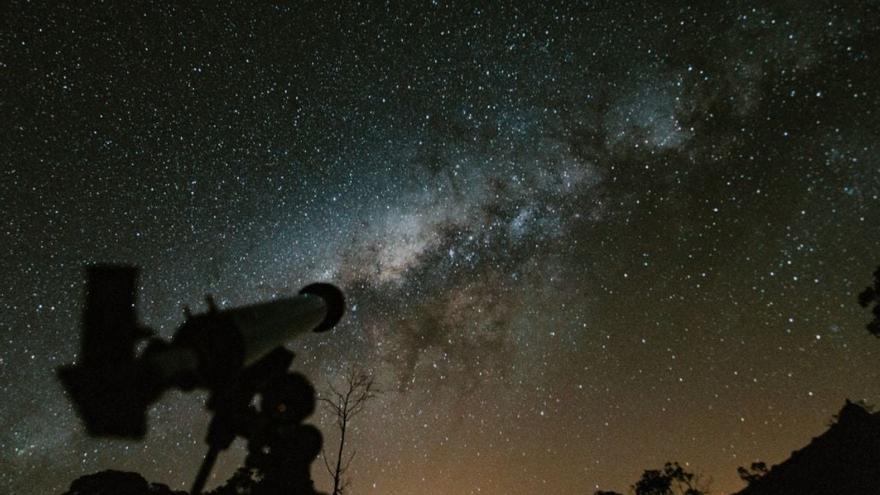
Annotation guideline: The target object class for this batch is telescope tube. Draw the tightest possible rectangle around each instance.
[166,283,344,387]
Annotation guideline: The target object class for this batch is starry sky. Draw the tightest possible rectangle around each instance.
[2,1,880,494]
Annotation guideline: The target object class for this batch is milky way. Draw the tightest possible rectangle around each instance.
[2,2,880,494]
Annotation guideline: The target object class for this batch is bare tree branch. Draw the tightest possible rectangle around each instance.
[320,366,379,495]
[320,448,335,478]
[342,449,356,474]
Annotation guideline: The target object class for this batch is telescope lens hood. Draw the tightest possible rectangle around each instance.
[299,283,345,332]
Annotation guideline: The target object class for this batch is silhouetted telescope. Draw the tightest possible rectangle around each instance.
[58,265,345,439]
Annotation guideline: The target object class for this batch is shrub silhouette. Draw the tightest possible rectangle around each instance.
[62,470,186,495]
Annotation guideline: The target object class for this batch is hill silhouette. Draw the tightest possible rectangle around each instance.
[733,400,880,495]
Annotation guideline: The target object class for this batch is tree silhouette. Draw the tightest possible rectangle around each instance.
[593,462,707,495]
[319,368,378,495]
[859,266,880,336]
[634,468,675,495]
[736,461,768,485]
[633,462,706,495]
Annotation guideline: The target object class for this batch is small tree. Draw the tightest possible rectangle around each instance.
[595,462,707,495]
[633,462,707,495]
[319,368,378,495]
[737,461,768,485]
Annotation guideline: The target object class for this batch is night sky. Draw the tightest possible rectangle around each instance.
[2,2,880,494]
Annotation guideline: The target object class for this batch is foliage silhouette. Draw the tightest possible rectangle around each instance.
[736,462,768,485]
[594,462,707,495]
[633,462,706,495]
[62,470,187,495]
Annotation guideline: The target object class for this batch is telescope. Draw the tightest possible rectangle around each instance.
[58,264,345,438]
[59,265,345,493]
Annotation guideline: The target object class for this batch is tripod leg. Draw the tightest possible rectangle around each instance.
[191,445,220,495]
